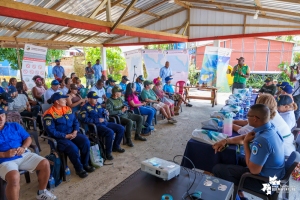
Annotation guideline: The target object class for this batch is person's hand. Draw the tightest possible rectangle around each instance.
[65,134,73,139]
[70,131,77,140]
[4,149,17,158]
[16,147,26,156]
[122,107,127,112]
[99,118,105,123]
[244,132,255,143]
[238,71,243,76]
[212,140,227,154]
[102,95,107,100]
[142,102,147,106]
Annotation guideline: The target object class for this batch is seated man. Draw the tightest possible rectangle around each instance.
[44,80,61,104]
[212,104,285,200]
[106,86,147,147]
[279,84,293,99]
[0,92,13,111]
[135,75,144,95]
[79,91,125,160]
[43,92,94,178]
[258,77,276,95]
[89,79,107,105]
[0,108,57,200]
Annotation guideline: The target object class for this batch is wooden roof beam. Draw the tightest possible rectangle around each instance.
[111,0,137,32]
[117,3,160,18]
[174,0,191,9]
[89,0,108,19]
[121,1,165,23]
[254,0,266,15]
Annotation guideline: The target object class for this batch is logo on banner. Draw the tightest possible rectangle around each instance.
[32,65,36,69]
[26,64,30,68]
[30,70,34,74]
[38,65,42,69]
[23,70,28,74]
[40,71,44,75]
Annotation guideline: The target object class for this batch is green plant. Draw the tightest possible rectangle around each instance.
[46,49,65,65]
[0,48,24,70]
[188,64,198,85]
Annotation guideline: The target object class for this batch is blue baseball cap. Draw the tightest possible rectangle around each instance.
[276,81,289,87]
[138,75,144,81]
[280,84,293,94]
[165,76,173,82]
[0,107,6,114]
[277,95,293,106]
[87,91,100,99]
[0,92,13,102]
[51,80,60,85]
[48,92,68,104]
[55,59,60,62]
[8,86,17,94]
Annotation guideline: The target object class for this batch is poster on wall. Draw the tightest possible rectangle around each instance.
[124,49,143,82]
[198,46,232,92]
[142,49,165,82]
[21,44,47,89]
[165,49,189,83]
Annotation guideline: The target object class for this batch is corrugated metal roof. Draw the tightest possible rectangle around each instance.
[1,0,300,47]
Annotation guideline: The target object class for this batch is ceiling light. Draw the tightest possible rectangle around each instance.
[253,10,259,19]
[168,0,174,3]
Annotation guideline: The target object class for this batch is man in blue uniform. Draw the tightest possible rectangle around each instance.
[135,75,144,95]
[212,104,285,200]
[0,92,13,110]
[119,75,129,95]
[43,92,94,178]
[79,91,125,160]
[0,108,57,200]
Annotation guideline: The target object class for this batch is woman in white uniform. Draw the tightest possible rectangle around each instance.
[277,95,297,130]
[233,93,295,156]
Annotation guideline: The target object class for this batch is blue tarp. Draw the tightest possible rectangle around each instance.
[0,60,18,76]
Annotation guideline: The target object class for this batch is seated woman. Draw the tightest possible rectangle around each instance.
[152,77,175,116]
[106,86,147,147]
[66,84,86,112]
[125,83,156,128]
[43,92,94,178]
[72,77,85,91]
[16,81,38,107]
[163,76,192,109]
[32,77,46,103]
[277,95,297,130]
[233,93,295,156]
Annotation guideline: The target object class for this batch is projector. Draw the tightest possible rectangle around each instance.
[141,157,180,181]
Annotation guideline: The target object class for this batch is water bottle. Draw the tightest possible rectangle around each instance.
[48,176,55,191]
[249,87,253,99]
[245,100,250,113]
[235,98,239,106]
[223,113,233,136]
[217,120,223,133]
[239,108,244,120]
[65,166,71,182]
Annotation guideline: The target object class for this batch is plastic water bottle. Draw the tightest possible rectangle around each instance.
[249,87,253,99]
[48,176,55,191]
[239,108,244,120]
[217,120,223,133]
[223,113,233,136]
[65,166,71,182]
[235,98,239,106]
[245,100,250,113]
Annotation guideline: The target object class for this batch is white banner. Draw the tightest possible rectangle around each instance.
[21,44,47,89]
[165,49,189,83]
[142,49,165,82]
[124,49,143,82]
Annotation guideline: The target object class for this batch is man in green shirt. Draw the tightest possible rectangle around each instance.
[106,86,146,147]
[231,57,250,93]
[258,77,277,96]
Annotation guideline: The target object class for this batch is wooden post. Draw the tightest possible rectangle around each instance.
[14,38,22,80]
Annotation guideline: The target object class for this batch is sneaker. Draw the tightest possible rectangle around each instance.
[84,165,95,173]
[76,170,88,178]
[168,119,177,124]
[186,103,193,107]
[170,118,177,123]
[36,189,57,200]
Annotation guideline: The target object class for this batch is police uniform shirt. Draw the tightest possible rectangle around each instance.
[0,102,7,110]
[250,122,285,179]
[89,86,105,104]
[79,102,107,125]
[279,110,296,131]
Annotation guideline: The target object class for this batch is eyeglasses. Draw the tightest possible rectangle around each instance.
[246,115,260,119]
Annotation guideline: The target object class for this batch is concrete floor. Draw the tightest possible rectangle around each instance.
[18,91,299,200]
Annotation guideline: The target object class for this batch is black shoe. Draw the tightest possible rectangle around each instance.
[76,170,88,178]
[186,103,192,107]
[84,165,95,173]
[106,154,114,160]
[134,134,147,141]
[126,139,134,147]
[112,148,125,153]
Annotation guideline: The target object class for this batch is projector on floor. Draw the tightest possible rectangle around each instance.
[141,157,180,181]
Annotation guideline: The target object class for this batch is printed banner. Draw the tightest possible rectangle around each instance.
[124,49,143,82]
[165,49,189,83]
[199,47,232,92]
[142,49,165,82]
[21,44,47,89]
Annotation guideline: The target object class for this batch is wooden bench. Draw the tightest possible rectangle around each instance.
[184,86,218,107]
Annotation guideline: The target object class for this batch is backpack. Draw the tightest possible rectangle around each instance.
[45,151,63,188]
[141,126,152,135]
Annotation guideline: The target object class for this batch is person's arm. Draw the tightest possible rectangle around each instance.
[233,124,242,132]
[52,67,57,79]
[271,85,277,96]
[141,91,157,103]
[32,87,41,100]
[212,134,246,153]
[72,113,79,132]
[90,67,94,74]
[79,106,99,124]
[258,85,264,93]
[159,68,163,78]
[66,95,84,108]
[128,100,143,108]
[106,99,122,115]
[233,120,248,126]
[231,65,238,76]
[43,115,68,139]
[243,66,250,78]
[62,67,66,77]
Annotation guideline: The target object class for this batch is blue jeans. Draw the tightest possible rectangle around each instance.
[135,106,155,126]
[96,122,124,154]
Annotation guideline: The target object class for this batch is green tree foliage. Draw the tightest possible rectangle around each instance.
[46,49,65,65]
[84,47,126,81]
[146,44,174,50]
[0,48,24,70]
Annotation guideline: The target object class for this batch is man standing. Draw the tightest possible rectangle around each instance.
[92,59,103,83]
[44,80,61,104]
[212,104,285,199]
[89,80,107,104]
[119,76,129,94]
[52,59,65,81]
[0,108,57,200]
[85,61,95,88]
[1,78,8,90]
[286,62,300,121]
[231,57,250,93]
[160,61,172,83]
[258,77,277,96]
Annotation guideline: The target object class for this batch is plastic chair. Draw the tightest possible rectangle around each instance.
[0,144,39,200]
[175,81,186,97]
[236,151,300,200]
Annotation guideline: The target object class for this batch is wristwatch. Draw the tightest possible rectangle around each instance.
[22,146,28,151]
